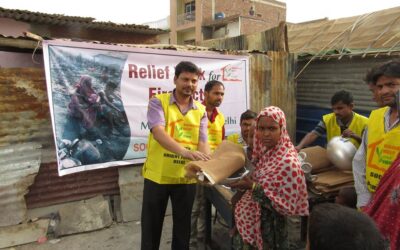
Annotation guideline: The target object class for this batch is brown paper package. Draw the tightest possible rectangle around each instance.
[185,140,245,184]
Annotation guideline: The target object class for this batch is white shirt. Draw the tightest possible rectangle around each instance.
[352,107,400,208]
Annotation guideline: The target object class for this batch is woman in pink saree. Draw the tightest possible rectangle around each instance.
[68,75,100,129]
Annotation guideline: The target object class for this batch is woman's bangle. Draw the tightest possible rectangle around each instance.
[251,182,256,190]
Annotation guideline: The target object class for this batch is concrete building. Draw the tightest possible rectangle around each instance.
[169,0,286,45]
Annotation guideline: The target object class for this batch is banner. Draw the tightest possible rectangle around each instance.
[43,40,249,176]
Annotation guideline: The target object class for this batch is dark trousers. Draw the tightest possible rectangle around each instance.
[141,179,196,250]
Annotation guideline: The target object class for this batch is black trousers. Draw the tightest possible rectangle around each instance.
[141,179,196,250]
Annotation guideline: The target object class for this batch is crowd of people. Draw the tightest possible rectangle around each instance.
[140,60,400,250]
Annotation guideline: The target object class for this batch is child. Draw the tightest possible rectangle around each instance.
[335,186,357,209]
[307,203,385,250]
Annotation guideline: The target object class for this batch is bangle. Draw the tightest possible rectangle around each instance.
[252,182,256,190]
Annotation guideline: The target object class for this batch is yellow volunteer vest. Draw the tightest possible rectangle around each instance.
[322,112,368,148]
[366,107,400,192]
[207,111,225,152]
[143,93,205,184]
[226,133,242,145]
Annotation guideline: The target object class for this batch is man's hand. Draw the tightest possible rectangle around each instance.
[294,145,302,152]
[342,129,356,138]
[181,149,211,161]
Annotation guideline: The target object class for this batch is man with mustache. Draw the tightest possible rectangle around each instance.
[295,90,368,151]
[141,61,211,250]
[353,60,400,209]
[352,60,400,250]
[190,80,225,249]
[226,109,257,146]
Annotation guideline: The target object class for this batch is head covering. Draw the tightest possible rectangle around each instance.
[76,75,95,97]
[234,106,309,249]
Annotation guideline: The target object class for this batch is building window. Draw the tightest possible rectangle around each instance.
[183,39,195,45]
[185,1,195,13]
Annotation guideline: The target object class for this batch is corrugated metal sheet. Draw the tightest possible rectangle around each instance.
[199,22,296,139]
[295,56,394,142]
[249,54,271,112]
[25,163,119,208]
[0,67,119,208]
[249,51,297,140]
[296,57,390,111]
[0,68,53,162]
[288,6,400,55]
[0,143,41,226]
[0,7,165,35]
[0,34,39,50]
[269,51,297,140]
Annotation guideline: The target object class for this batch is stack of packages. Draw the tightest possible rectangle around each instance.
[300,146,354,195]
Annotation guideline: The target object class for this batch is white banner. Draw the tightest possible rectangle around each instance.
[43,40,249,176]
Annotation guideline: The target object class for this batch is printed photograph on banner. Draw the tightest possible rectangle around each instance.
[47,46,131,170]
[43,40,250,176]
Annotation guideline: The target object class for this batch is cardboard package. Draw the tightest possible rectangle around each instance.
[300,146,332,173]
[185,140,245,185]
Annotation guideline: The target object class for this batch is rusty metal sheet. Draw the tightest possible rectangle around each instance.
[0,142,41,226]
[0,67,119,208]
[249,52,297,140]
[25,162,120,208]
[268,51,297,140]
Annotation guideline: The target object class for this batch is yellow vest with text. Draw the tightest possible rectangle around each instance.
[322,112,368,148]
[207,112,225,152]
[366,107,400,192]
[142,93,205,184]
[226,133,243,145]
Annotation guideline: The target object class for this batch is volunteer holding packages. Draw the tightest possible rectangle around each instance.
[141,61,210,250]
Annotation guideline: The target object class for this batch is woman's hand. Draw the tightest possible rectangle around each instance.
[228,176,254,190]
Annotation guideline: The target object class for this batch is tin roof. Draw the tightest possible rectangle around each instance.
[287,6,400,57]
[0,7,166,35]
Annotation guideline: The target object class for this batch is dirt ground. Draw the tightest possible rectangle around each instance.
[6,210,304,250]
[7,214,232,250]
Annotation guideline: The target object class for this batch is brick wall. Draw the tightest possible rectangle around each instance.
[240,16,278,35]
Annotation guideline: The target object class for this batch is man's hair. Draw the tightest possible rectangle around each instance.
[174,61,200,78]
[204,80,224,92]
[331,90,353,106]
[240,110,257,123]
[364,67,377,85]
[337,187,357,208]
[308,203,385,250]
[368,60,400,85]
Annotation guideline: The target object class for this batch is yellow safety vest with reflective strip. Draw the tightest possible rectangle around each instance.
[207,111,225,152]
[366,107,400,192]
[142,93,205,184]
[322,112,368,148]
